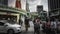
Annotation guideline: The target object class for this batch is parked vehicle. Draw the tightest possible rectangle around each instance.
[0,20,21,34]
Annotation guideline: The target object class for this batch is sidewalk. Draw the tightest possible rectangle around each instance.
[21,24,34,32]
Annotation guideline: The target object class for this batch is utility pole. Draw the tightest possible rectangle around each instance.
[26,0,30,18]
[26,0,29,11]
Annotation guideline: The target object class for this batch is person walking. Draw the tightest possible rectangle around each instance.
[51,20,57,34]
[45,20,51,34]
[25,17,30,31]
[33,17,41,34]
[42,23,46,33]
[50,18,57,34]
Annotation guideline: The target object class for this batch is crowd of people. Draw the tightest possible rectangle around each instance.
[33,17,58,34]
[19,17,60,34]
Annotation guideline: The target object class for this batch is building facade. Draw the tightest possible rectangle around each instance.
[0,0,8,6]
[16,0,21,8]
[0,6,20,23]
[0,0,27,24]
[37,5,47,21]
[48,0,60,11]
[48,0,60,21]
[40,11,47,21]
[37,5,43,14]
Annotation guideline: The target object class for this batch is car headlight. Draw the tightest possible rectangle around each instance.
[17,28,20,29]
[15,28,21,31]
[15,26,21,30]
[19,27,21,28]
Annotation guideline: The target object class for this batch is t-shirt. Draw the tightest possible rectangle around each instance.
[51,21,57,29]
[40,24,43,30]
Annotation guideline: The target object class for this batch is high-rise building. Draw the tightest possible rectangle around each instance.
[0,0,8,6]
[37,5,47,21]
[48,0,60,11]
[37,5,43,13]
[48,0,60,21]
[37,5,43,15]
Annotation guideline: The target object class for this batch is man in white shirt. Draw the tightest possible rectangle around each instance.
[51,20,57,34]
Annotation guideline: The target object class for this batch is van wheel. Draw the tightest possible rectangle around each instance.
[7,29,14,34]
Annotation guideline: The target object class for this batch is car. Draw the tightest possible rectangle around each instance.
[0,20,21,34]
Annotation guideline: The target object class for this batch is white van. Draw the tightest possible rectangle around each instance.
[0,20,21,34]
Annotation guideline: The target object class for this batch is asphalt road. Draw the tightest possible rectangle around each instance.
[0,31,34,34]
[21,31,34,34]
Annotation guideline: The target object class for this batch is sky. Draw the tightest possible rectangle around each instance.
[8,0,48,12]
[21,0,48,12]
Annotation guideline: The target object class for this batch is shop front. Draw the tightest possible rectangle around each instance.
[0,12,19,23]
[0,6,27,24]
